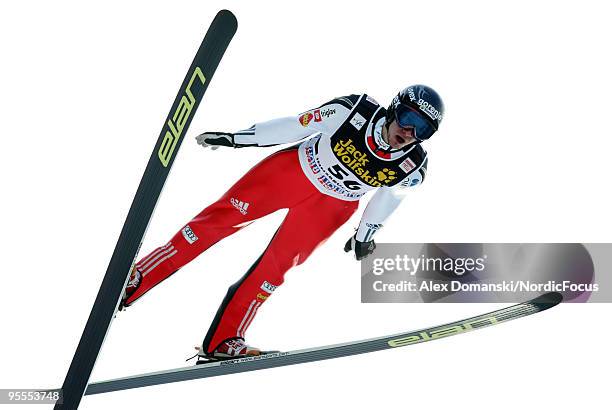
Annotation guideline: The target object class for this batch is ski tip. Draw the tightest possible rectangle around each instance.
[531,292,563,309]
[216,9,238,30]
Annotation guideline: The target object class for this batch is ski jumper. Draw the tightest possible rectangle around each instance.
[124,94,428,353]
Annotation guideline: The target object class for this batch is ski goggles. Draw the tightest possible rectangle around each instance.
[395,104,437,141]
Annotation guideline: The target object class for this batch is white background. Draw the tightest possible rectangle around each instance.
[1,1,610,409]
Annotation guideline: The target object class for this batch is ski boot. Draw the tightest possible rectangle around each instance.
[194,338,278,364]
[118,267,142,311]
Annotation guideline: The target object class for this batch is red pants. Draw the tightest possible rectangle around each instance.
[125,148,358,353]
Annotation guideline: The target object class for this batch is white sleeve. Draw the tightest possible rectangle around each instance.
[355,158,428,242]
[232,99,353,147]
[354,186,408,242]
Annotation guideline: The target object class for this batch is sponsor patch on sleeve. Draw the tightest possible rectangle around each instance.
[260,281,278,294]
[181,225,199,244]
[299,112,314,127]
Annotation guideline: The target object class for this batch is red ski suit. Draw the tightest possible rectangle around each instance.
[125,94,428,353]
[126,148,358,353]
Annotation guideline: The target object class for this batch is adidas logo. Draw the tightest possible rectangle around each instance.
[230,198,250,215]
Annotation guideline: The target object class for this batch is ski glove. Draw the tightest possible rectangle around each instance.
[344,235,376,261]
[195,132,236,149]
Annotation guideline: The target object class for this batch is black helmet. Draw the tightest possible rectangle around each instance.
[386,84,444,141]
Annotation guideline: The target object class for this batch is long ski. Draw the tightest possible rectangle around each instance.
[83,292,562,395]
[55,10,238,409]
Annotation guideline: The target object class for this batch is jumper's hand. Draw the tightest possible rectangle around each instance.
[195,132,236,150]
[344,235,376,261]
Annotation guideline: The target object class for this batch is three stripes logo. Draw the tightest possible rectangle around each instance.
[230,198,250,215]
[137,243,178,277]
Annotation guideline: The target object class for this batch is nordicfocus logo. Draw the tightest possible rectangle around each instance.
[417,99,443,122]
[181,225,199,244]
[260,281,277,293]
[230,198,250,215]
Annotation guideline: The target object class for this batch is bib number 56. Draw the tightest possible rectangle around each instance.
[328,165,361,190]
